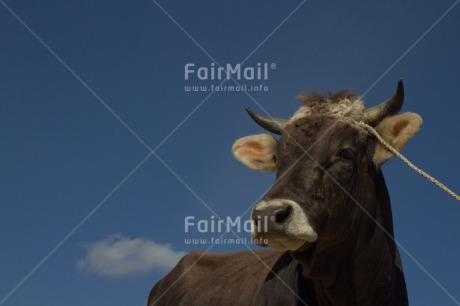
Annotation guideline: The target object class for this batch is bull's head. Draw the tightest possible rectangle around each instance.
[232,80,422,252]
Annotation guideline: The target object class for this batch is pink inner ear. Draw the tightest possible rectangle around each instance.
[393,120,409,135]
[245,141,262,150]
[244,141,264,156]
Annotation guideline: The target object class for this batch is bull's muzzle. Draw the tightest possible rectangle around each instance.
[250,199,318,251]
[252,202,292,231]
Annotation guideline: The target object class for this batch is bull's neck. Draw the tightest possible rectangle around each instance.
[294,231,403,305]
[291,172,408,305]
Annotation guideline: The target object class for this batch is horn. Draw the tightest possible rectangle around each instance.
[245,107,288,135]
[363,79,404,126]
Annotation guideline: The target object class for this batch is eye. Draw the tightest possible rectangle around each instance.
[339,148,355,160]
[272,155,277,164]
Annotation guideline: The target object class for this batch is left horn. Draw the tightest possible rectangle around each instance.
[363,79,404,127]
[245,107,288,135]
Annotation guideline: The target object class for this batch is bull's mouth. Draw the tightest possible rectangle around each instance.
[251,231,316,251]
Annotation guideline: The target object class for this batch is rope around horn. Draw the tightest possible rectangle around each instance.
[359,121,460,203]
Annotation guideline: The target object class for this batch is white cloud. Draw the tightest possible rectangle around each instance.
[76,234,186,278]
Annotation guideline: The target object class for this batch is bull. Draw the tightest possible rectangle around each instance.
[148,80,421,305]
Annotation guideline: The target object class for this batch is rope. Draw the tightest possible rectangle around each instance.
[359,121,460,202]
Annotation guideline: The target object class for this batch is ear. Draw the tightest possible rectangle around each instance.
[373,112,423,166]
[232,134,278,171]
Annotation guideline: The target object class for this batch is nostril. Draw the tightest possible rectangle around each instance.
[272,205,291,224]
[252,217,258,227]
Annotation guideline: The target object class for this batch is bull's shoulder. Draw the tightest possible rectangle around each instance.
[148,249,286,306]
[148,250,204,305]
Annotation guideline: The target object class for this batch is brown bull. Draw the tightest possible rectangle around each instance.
[148,80,421,305]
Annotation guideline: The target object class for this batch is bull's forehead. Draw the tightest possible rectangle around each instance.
[289,96,365,124]
[280,98,369,151]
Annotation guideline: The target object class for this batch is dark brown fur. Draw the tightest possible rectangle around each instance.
[148,98,408,306]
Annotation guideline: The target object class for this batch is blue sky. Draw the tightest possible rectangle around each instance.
[0,0,459,305]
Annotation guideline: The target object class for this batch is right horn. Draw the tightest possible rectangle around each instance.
[363,79,404,127]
